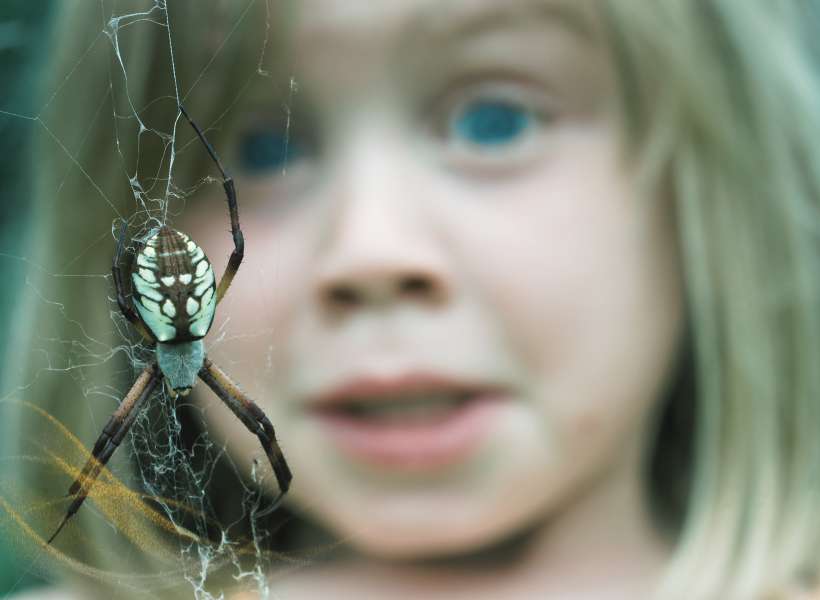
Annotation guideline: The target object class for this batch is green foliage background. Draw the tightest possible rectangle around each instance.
[0,0,55,593]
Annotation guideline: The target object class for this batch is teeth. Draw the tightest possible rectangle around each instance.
[341,394,469,422]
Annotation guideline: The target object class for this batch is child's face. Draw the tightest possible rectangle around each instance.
[189,0,683,559]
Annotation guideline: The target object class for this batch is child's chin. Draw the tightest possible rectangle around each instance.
[342,519,523,562]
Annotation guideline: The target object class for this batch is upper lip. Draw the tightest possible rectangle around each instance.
[306,371,504,409]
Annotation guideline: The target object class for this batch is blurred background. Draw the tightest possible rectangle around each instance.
[0,0,54,594]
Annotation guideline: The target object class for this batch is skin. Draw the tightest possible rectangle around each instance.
[185,0,684,597]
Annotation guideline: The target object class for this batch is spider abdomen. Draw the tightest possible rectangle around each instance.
[131,226,217,343]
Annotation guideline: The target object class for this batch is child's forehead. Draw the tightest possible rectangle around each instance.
[256,0,608,112]
[288,0,595,49]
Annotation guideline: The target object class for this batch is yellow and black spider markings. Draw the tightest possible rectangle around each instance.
[131,226,217,343]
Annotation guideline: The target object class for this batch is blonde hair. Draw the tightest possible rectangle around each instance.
[10,1,820,598]
[602,1,820,597]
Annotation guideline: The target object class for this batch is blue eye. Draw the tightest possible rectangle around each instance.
[452,100,533,147]
[238,130,307,174]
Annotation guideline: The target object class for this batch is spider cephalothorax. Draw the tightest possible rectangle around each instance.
[47,105,292,544]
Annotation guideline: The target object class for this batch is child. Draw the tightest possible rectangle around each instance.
[10,1,820,598]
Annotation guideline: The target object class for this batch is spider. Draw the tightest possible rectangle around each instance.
[47,105,292,544]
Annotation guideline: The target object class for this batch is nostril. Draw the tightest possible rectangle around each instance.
[319,271,444,310]
[325,285,361,306]
[399,275,432,295]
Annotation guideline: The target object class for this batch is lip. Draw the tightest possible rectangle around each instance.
[306,372,508,470]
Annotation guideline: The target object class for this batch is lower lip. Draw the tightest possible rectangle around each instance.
[311,394,505,470]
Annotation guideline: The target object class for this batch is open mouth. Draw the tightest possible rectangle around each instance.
[319,392,475,423]
[307,375,507,469]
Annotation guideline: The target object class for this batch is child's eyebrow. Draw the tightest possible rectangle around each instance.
[414,0,594,44]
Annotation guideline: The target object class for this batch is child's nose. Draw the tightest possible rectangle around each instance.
[314,128,451,312]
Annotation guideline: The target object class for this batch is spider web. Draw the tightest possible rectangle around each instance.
[0,1,301,598]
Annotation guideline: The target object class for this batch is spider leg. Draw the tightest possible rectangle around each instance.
[178,104,243,305]
[198,358,292,496]
[112,220,154,342]
[47,363,161,545]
